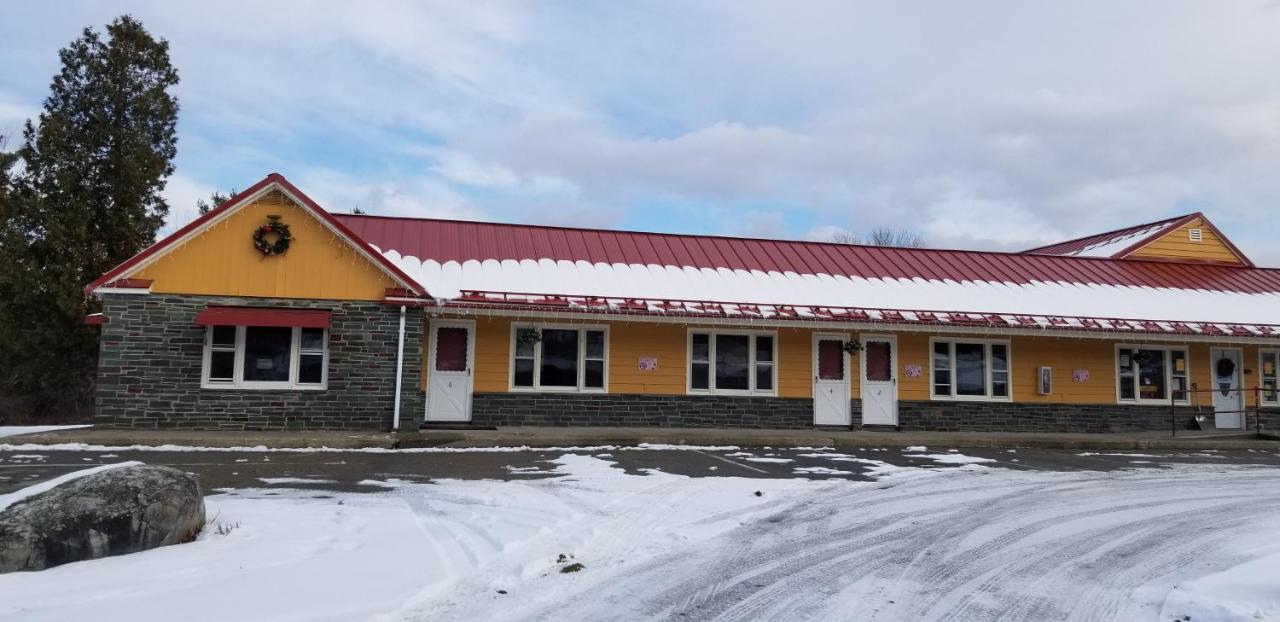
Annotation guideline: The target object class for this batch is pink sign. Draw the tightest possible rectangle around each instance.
[639,357,659,372]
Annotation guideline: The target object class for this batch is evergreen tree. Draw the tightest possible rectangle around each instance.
[0,16,179,421]
[196,189,235,215]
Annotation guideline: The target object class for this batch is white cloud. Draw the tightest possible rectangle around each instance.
[4,1,1280,264]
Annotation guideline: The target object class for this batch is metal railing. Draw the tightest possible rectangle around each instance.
[1171,383,1266,437]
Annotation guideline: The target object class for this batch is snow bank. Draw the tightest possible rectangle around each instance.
[0,462,142,512]
[0,425,91,439]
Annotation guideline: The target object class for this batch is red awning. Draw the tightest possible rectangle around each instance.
[195,307,330,329]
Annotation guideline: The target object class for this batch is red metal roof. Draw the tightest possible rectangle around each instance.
[86,174,426,296]
[1024,214,1192,257]
[336,214,1280,295]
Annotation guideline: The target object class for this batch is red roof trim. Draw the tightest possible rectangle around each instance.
[85,173,427,296]
[194,307,331,328]
[84,313,107,326]
[438,291,1280,340]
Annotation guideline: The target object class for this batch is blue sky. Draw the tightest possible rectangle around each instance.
[3,1,1280,263]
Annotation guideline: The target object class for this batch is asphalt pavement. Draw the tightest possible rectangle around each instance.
[2,445,1278,496]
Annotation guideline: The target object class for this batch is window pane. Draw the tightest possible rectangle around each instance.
[715,334,750,390]
[691,362,710,390]
[585,330,605,359]
[755,336,774,363]
[300,327,325,351]
[1118,349,1136,400]
[691,333,710,362]
[817,340,845,381]
[584,360,604,389]
[865,341,892,382]
[243,326,292,382]
[299,353,323,384]
[1170,350,1188,401]
[933,342,951,396]
[515,329,537,358]
[514,358,535,387]
[1136,349,1167,400]
[210,350,235,380]
[539,329,579,387]
[991,344,1009,397]
[434,327,469,372]
[1265,380,1278,403]
[212,325,236,347]
[955,343,986,396]
[755,363,773,391]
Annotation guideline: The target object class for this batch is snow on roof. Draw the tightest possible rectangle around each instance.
[333,214,1280,335]
[1025,214,1191,258]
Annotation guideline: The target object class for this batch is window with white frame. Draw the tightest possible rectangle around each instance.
[1116,346,1188,404]
[688,331,775,395]
[511,326,607,391]
[1261,350,1279,406]
[202,325,327,389]
[931,339,1010,400]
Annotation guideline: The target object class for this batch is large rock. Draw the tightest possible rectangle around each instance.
[0,465,205,572]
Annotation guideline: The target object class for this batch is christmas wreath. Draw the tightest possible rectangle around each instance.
[253,215,292,256]
[1216,357,1236,379]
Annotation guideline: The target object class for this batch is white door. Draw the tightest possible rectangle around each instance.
[860,335,898,426]
[1210,348,1243,429]
[426,322,473,422]
[813,335,851,426]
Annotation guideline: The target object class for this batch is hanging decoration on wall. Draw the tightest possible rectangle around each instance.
[1072,369,1090,383]
[903,364,922,378]
[516,329,543,346]
[842,341,863,355]
[253,215,293,256]
[638,357,659,372]
[1216,357,1236,379]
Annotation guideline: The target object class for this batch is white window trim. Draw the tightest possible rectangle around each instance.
[508,323,609,393]
[1261,349,1279,407]
[685,328,778,396]
[201,326,328,390]
[1114,344,1189,405]
[928,337,1012,402]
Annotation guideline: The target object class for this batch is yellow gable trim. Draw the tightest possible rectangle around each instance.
[135,190,397,300]
[1126,217,1247,266]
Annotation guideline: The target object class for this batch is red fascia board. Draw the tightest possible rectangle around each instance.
[195,306,331,328]
[84,314,107,325]
[85,173,429,297]
[85,174,279,293]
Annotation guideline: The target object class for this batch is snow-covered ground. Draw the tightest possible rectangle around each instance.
[0,452,1277,621]
[0,425,91,438]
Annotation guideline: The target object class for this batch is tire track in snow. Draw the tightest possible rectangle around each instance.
[515,466,1280,622]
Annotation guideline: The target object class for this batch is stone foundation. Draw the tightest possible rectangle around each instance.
[469,393,813,428]
[94,293,423,431]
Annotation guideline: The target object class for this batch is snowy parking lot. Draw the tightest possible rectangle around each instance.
[0,446,1278,621]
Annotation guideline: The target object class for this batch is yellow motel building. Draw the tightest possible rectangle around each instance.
[85,173,1280,432]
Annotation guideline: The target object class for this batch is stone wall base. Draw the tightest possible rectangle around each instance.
[470,392,1277,433]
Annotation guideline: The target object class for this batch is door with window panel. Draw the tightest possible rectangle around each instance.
[427,323,473,422]
[813,336,851,425]
[860,336,897,425]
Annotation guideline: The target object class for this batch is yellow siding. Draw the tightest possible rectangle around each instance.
[1128,217,1245,265]
[135,190,397,300]
[440,314,1274,412]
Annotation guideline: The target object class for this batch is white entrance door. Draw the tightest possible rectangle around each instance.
[813,334,851,426]
[1210,348,1244,429]
[860,335,898,426]
[426,321,473,422]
